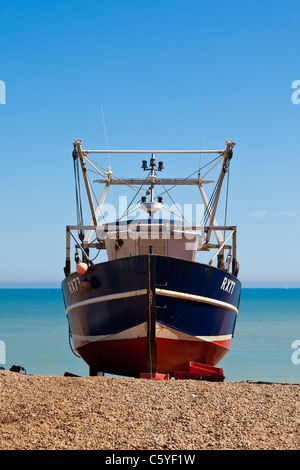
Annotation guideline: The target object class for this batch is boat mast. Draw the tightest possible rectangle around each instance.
[73,140,98,227]
[149,154,155,203]
[148,153,157,220]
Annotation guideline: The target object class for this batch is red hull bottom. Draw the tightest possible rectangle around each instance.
[77,337,231,377]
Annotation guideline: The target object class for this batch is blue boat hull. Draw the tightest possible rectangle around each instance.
[62,255,241,377]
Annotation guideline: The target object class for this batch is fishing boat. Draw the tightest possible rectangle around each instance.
[61,139,241,379]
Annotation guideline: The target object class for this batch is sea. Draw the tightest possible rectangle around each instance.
[0,288,299,383]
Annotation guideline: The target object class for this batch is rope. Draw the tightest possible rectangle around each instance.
[67,317,81,358]
[202,172,223,226]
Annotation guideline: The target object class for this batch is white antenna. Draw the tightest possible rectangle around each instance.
[101,106,111,170]
[199,93,207,172]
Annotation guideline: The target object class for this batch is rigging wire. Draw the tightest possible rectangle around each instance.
[101,106,111,170]
[83,156,107,179]
[155,153,223,200]
[83,150,227,228]
[156,174,191,223]
[116,171,152,222]
[85,155,148,198]
[89,247,102,262]
[199,93,207,172]
[89,175,108,224]
[85,152,225,215]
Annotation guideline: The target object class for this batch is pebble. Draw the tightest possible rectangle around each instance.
[0,371,299,450]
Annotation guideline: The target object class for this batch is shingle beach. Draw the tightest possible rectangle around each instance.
[0,370,299,450]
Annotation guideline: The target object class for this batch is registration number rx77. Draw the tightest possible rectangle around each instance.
[220,276,236,294]
[68,276,80,294]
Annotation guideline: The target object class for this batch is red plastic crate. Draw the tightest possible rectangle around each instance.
[140,372,170,380]
[174,362,225,382]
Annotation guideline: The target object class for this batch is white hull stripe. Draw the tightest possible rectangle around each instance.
[66,288,148,315]
[72,322,232,344]
[156,323,232,343]
[66,288,238,315]
[156,288,238,314]
[72,322,148,343]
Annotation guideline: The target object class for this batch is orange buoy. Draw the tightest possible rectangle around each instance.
[76,262,88,274]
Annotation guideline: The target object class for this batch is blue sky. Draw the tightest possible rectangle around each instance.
[0,0,300,287]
